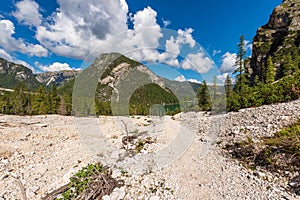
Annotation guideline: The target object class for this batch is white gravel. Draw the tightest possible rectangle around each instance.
[0,99,300,199]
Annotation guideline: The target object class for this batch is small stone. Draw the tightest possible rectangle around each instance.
[35,123,47,128]
[112,169,122,179]
[289,181,298,188]
[149,195,160,200]
[102,195,111,200]
[1,174,9,180]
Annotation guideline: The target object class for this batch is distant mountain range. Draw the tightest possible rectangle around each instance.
[0,53,200,115]
[0,57,80,90]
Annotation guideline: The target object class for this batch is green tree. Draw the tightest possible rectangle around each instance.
[233,35,248,92]
[59,94,72,115]
[32,85,48,114]
[244,57,251,83]
[234,36,246,81]
[253,75,261,86]
[283,54,297,76]
[49,85,60,114]
[225,74,232,97]
[197,80,211,111]
[11,83,30,115]
[265,56,275,84]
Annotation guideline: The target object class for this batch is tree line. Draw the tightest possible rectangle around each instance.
[0,83,72,115]
[197,35,300,112]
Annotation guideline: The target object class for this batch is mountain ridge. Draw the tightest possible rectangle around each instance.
[251,0,300,81]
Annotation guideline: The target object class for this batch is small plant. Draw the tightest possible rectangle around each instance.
[51,163,122,200]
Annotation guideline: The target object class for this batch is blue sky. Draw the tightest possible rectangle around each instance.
[0,0,281,82]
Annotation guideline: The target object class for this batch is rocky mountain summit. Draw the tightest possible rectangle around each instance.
[251,0,300,80]
[0,58,41,89]
[0,58,81,89]
[35,70,79,87]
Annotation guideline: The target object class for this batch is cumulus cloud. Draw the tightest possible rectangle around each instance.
[35,0,129,59]
[166,28,195,55]
[35,62,75,72]
[174,75,201,84]
[0,19,48,57]
[6,0,215,76]
[130,28,196,68]
[220,52,237,73]
[34,0,197,66]
[12,0,42,27]
[180,50,214,74]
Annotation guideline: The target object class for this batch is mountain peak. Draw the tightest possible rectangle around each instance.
[251,0,300,81]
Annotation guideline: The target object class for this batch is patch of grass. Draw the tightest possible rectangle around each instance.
[264,121,300,159]
[225,120,300,195]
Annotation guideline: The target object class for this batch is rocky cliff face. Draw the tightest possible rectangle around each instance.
[251,0,300,80]
[35,70,80,87]
[0,58,41,89]
[0,57,80,89]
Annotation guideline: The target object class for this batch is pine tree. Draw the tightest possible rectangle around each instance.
[244,57,251,83]
[225,74,232,97]
[283,54,297,77]
[33,85,48,114]
[253,75,261,86]
[50,85,60,114]
[59,94,72,115]
[233,35,247,92]
[265,56,275,84]
[234,35,246,81]
[12,83,29,115]
[197,80,211,111]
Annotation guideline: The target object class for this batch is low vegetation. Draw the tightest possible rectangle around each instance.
[43,163,123,200]
[225,120,300,194]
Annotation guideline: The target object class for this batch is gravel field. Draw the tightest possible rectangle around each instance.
[1,99,300,199]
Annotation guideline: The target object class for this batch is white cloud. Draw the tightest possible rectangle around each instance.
[35,0,129,59]
[130,28,196,68]
[220,52,237,73]
[5,0,214,77]
[216,73,229,84]
[0,19,48,57]
[16,59,36,73]
[34,1,197,66]
[174,75,186,82]
[180,50,214,74]
[35,62,75,72]
[162,18,171,27]
[187,78,201,84]
[0,48,13,61]
[213,49,221,56]
[174,75,201,84]
[0,48,36,72]
[165,28,195,55]
[12,0,42,27]
[244,40,252,51]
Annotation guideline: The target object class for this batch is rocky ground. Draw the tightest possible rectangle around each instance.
[1,99,300,199]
